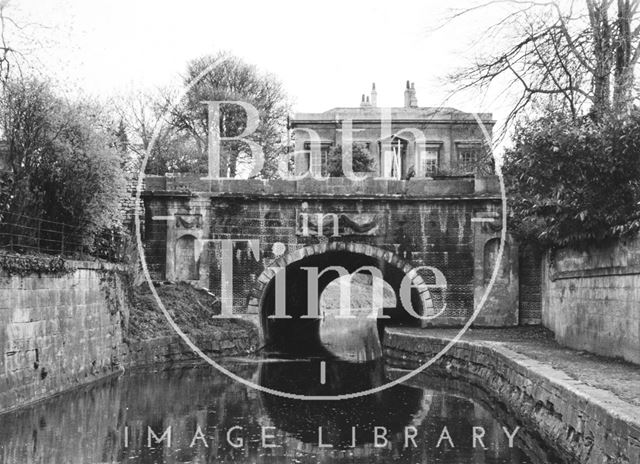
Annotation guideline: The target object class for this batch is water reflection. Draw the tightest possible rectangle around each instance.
[318,274,393,362]
[0,360,540,464]
[259,360,423,448]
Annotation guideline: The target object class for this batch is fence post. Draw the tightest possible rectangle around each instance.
[60,224,65,255]
[37,219,41,254]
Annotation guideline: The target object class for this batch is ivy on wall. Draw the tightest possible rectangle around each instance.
[0,253,75,276]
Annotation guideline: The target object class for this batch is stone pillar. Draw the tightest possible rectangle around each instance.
[471,210,519,326]
[164,197,208,286]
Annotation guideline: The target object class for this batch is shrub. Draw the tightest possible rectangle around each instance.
[0,253,73,276]
[0,78,127,255]
[503,111,640,248]
[325,143,376,177]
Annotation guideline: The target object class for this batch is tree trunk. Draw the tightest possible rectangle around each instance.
[588,0,613,119]
[613,0,634,116]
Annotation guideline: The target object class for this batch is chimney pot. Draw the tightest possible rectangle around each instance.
[371,82,378,107]
[404,80,411,107]
[409,83,418,108]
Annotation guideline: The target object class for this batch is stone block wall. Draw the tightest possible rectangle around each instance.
[541,235,640,364]
[121,330,259,367]
[141,176,519,327]
[384,330,640,464]
[0,261,128,413]
[0,257,263,414]
[120,155,145,232]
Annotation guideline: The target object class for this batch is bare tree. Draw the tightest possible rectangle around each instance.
[111,87,173,157]
[449,0,640,131]
[111,86,212,175]
[612,0,639,112]
[0,1,20,87]
[0,0,51,90]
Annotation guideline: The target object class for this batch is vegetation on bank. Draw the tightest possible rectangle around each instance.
[0,78,129,260]
[0,252,74,276]
[126,282,257,342]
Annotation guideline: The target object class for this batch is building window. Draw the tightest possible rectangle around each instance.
[416,143,441,177]
[303,142,332,175]
[379,137,407,179]
[456,142,483,173]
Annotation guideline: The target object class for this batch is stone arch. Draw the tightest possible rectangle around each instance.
[250,242,434,353]
[175,234,199,281]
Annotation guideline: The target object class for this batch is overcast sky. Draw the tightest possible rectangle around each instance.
[10,0,514,121]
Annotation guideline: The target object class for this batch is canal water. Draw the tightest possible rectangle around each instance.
[0,358,559,464]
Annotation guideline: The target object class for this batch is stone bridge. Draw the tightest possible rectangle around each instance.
[141,175,518,350]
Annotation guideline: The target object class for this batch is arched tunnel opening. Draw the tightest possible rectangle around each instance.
[259,250,426,357]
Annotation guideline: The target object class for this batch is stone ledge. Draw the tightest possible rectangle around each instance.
[65,260,128,272]
[121,332,261,368]
[383,328,640,464]
[141,175,503,199]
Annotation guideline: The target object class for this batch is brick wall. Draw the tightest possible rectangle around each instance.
[541,235,640,364]
[518,242,542,324]
[208,198,480,321]
[142,197,168,280]
[0,261,128,413]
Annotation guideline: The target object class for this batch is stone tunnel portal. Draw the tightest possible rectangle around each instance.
[259,247,429,356]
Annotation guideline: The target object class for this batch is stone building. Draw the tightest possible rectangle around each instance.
[289,81,495,178]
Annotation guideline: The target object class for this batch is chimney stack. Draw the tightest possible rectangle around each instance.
[410,82,418,107]
[404,80,411,107]
[371,82,377,107]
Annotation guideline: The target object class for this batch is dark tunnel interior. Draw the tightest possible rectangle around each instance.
[260,250,425,356]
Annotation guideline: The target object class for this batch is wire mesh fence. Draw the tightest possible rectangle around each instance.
[0,211,129,262]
